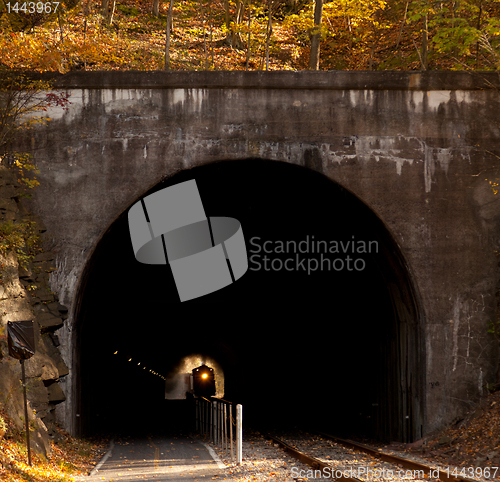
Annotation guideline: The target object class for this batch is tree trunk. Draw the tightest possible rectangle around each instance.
[201,0,208,69]
[224,0,230,32]
[210,0,214,67]
[152,0,159,17]
[83,0,90,68]
[421,12,428,70]
[232,0,245,49]
[165,0,174,70]
[101,0,109,19]
[368,32,381,70]
[108,0,116,25]
[246,1,252,70]
[224,0,244,48]
[476,0,482,69]
[57,9,64,43]
[309,0,323,70]
[286,0,307,15]
[265,0,273,70]
[395,0,409,54]
[101,0,116,26]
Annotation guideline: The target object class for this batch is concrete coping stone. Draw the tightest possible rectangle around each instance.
[7,70,500,91]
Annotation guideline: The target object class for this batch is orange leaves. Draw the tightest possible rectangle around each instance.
[410,389,500,470]
[38,51,64,71]
[0,408,107,482]
[1,0,499,72]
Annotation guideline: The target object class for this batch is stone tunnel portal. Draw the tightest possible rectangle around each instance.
[75,159,425,441]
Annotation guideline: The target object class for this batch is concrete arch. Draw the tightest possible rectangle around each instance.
[70,158,425,441]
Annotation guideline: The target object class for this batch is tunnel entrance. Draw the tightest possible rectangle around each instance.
[75,159,424,441]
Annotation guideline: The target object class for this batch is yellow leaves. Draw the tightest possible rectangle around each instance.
[0,13,131,72]
[0,432,105,482]
[0,30,55,71]
[324,0,387,23]
[0,0,497,72]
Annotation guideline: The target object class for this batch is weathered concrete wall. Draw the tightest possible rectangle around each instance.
[16,71,500,436]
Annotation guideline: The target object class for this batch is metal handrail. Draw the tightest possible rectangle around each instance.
[195,397,242,464]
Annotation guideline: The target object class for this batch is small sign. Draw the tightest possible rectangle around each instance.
[7,320,35,360]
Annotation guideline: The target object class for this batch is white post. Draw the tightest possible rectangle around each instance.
[229,404,234,462]
[236,404,242,465]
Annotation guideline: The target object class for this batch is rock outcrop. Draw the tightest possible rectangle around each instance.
[0,164,68,457]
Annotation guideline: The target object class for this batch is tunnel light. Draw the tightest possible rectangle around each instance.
[113,351,166,379]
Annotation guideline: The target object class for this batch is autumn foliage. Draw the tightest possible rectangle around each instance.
[0,408,107,482]
[0,0,498,72]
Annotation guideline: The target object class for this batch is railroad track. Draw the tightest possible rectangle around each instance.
[262,430,487,482]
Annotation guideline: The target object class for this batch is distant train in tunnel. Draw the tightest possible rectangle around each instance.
[192,364,216,398]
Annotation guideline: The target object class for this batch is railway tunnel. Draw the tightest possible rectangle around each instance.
[75,158,425,442]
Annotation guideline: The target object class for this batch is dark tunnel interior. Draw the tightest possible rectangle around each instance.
[76,159,424,442]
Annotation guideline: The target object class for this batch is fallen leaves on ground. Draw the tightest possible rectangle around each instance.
[0,414,108,482]
[405,389,500,471]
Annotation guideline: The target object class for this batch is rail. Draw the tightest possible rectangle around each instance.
[262,432,361,482]
[195,397,242,464]
[263,430,480,482]
[315,431,478,482]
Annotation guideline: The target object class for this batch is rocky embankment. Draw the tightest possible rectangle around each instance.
[0,164,68,456]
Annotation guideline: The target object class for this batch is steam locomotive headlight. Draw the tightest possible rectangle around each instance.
[192,364,216,397]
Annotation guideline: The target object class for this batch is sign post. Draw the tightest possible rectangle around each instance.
[20,358,31,466]
[7,320,36,466]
